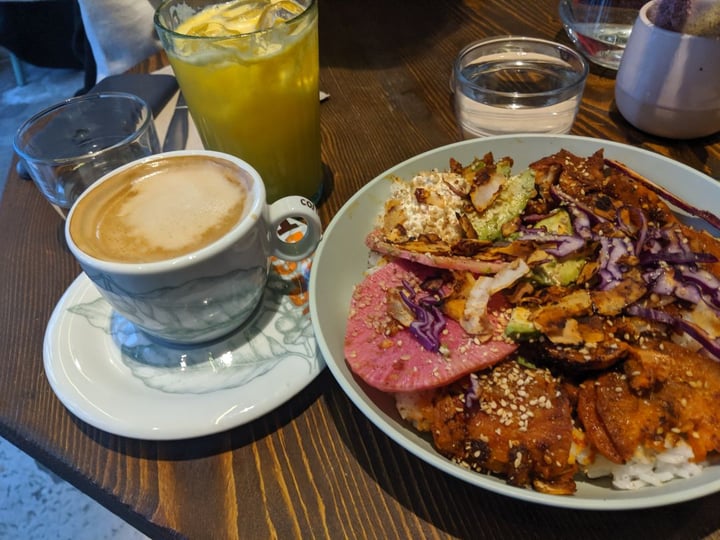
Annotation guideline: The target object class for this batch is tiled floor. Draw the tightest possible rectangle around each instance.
[0,50,149,540]
[0,438,148,540]
[0,51,86,198]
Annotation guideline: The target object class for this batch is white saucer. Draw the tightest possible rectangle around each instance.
[44,256,323,440]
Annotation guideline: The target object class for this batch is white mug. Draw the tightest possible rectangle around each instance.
[615,0,720,139]
[65,150,322,344]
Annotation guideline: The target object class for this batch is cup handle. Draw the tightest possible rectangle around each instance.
[267,196,322,261]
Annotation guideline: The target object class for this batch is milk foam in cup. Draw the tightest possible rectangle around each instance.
[65,150,322,344]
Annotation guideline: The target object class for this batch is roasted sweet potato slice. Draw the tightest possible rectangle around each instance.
[431,361,577,494]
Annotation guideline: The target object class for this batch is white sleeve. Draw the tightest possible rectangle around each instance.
[77,0,162,82]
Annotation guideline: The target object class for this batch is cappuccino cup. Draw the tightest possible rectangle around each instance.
[65,150,322,344]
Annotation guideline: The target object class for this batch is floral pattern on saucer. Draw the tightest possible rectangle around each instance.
[43,223,323,439]
[67,256,316,394]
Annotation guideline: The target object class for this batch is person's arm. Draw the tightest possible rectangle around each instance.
[77,0,161,82]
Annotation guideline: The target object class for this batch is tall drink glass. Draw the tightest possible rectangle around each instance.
[154,0,321,203]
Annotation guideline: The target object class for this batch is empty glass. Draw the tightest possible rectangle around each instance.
[13,92,160,214]
[559,0,646,70]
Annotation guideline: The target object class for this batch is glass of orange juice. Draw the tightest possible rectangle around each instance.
[154,0,321,203]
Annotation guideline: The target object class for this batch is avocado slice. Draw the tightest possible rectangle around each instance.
[505,306,539,340]
[468,167,536,241]
[530,210,587,286]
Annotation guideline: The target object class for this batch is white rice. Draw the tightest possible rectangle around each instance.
[585,441,705,490]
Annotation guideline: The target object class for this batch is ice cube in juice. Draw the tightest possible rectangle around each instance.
[165,0,321,202]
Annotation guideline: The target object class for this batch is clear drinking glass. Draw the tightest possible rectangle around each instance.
[13,92,160,214]
[559,0,646,70]
[154,0,322,204]
[452,36,589,138]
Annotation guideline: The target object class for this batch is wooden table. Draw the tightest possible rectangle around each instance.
[3,1,720,538]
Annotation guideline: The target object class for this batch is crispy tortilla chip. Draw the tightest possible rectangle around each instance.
[365,229,506,275]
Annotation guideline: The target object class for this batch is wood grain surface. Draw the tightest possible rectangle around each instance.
[3,0,720,538]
